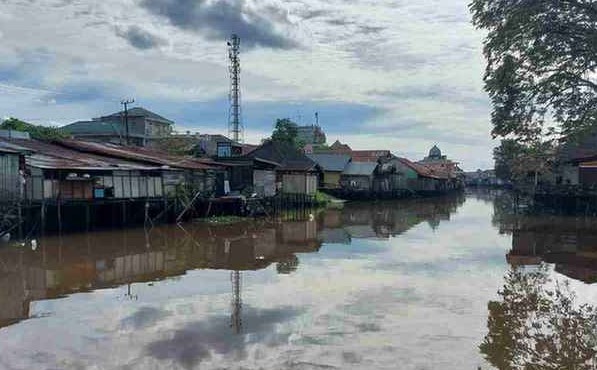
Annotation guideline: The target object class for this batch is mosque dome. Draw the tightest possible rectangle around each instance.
[429,145,442,159]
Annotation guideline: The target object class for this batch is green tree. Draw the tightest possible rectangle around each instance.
[271,118,300,148]
[494,139,526,181]
[0,117,68,141]
[493,139,555,187]
[470,0,597,143]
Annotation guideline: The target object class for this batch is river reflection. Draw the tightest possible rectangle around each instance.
[1,192,597,369]
[481,190,597,369]
[0,195,465,331]
[491,190,597,283]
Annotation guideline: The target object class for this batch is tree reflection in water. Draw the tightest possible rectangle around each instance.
[480,265,597,369]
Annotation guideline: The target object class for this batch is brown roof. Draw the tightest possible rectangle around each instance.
[241,144,258,155]
[394,157,450,179]
[57,139,220,170]
[0,138,163,171]
[350,150,392,162]
[330,140,352,151]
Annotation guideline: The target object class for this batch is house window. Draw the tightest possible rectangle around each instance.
[217,142,232,157]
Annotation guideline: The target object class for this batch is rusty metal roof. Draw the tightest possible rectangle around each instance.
[0,147,19,154]
[0,138,166,171]
[350,150,392,162]
[58,139,221,170]
[393,157,450,179]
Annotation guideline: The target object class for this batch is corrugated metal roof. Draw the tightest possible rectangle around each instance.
[393,157,449,179]
[58,139,220,170]
[61,120,124,136]
[101,107,174,125]
[342,161,378,176]
[0,147,19,154]
[246,141,317,172]
[0,140,32,153]
[351,150,391,162]
[0,138,165,171]
[307,153,351,172]
[0,130,31,140]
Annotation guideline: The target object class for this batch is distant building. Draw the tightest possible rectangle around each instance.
[417,145,463,180]
[329,140,352,152]
[62,107,174,147]
[295,124,326,145]
[464,169,505,187]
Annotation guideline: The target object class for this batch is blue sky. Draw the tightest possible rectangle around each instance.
[0,0,494,170]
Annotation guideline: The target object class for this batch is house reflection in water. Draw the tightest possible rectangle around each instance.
[499,214,597,284]
[0,219,322,330]
[318,194,465,243]
[0,194,465,330]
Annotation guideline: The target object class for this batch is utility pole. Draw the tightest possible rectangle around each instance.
[121,98,134,145]
[227,34,243,143]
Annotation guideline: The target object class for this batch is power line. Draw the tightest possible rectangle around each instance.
[121,98,134,146]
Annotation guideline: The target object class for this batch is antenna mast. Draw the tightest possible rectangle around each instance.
[227,34,243,142]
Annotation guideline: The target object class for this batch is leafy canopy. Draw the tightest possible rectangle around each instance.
[493,139,555,184]
[0,117,68,141]
[470,0,597,143]
[271,118,304,149]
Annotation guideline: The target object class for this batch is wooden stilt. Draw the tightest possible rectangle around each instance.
[17,201,23,240]
[85,204,91,231]
[57,199,62,233]
[40,201,46,236]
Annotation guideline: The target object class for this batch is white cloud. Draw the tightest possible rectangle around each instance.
[0,0,494,169]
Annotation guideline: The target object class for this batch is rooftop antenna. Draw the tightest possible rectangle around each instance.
[227,34,243,143]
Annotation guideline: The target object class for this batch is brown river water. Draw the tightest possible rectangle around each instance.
[1,190,596,369]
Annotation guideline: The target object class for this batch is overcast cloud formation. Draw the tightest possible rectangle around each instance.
[0,0,493,169]
[141,0,298,49]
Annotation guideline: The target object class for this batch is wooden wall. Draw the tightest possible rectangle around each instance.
[282,173,318,195]
[0,153,20,201]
